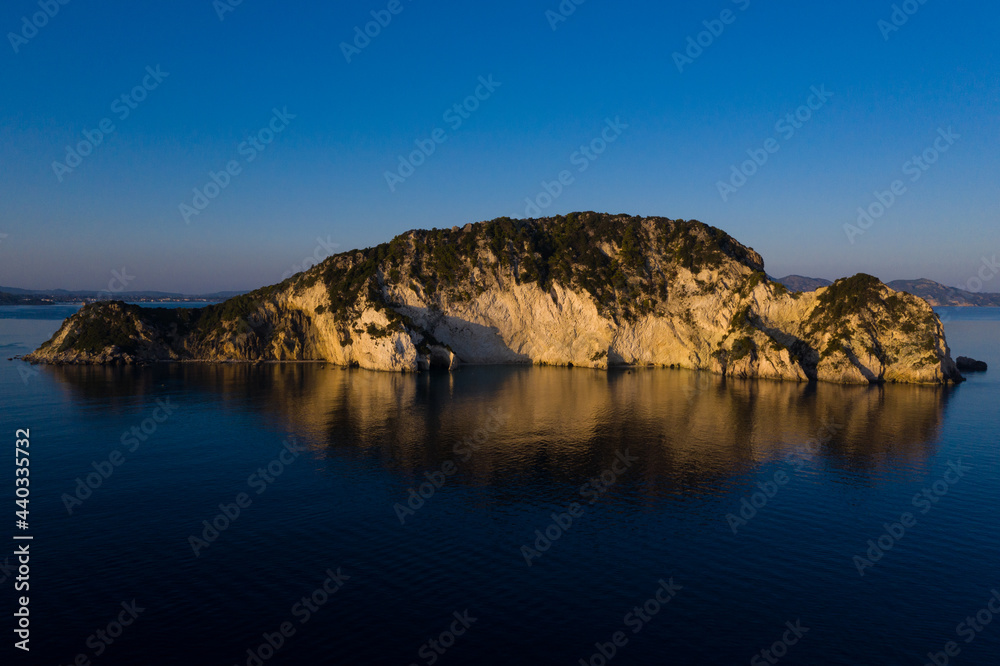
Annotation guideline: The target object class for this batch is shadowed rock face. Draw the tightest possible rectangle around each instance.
[26,213,964,385]
[956,356,988,372]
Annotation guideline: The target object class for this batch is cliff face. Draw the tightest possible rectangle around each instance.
[25,213,963,384]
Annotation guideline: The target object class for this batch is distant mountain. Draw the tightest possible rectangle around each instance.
[0,291,49,305]
[0,286,246,303]
[886,279,1000,307]
[773,275,833,292]
[773,276,1000,307]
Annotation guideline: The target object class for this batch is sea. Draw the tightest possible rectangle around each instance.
[1,304,998,665]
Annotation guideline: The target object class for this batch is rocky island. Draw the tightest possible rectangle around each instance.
[25,213,964,384]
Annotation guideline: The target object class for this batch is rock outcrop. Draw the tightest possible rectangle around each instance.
[25,213,964,384]
[955,356,987,372]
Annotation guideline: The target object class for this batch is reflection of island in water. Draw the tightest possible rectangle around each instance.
[46,365,952,493]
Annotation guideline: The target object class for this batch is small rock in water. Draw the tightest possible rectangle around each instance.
[956,356,988,372]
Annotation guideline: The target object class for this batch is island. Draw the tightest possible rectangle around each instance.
[25,213,964,385]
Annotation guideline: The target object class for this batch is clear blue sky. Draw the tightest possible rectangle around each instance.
[1,0,998,293]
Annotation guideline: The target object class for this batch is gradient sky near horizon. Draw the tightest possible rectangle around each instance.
[1,0,998,294]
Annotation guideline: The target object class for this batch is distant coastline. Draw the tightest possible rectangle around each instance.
[773,275,1000,307]
[0,286,244,306]
[7,276,998,307]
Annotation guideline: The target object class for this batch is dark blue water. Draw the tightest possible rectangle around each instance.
[1,305,999,665]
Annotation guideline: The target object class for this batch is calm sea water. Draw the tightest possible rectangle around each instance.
[1,305,999,665]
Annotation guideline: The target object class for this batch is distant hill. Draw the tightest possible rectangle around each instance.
[773,275,833,292]
[772,276,1000,306]
[0,286,246,304]
[886,279,1000,307]
[0,291,49,305]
